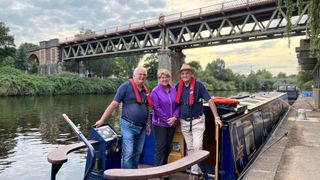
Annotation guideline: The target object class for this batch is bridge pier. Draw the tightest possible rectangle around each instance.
[38,39,61,74]
[313,65,320,109]
[158,49,185,83]
[296,39,320,109]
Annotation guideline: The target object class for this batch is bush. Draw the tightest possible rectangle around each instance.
[0,67,122,96]
[302,80,313,90]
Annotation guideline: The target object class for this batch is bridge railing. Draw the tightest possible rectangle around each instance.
[201,4,222,15]
[59,0,276,44]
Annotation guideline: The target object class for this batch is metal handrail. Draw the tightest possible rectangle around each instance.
[62,114,96,180]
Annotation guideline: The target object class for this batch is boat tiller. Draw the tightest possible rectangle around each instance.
[62,114,121,180]
[86,123,122,179]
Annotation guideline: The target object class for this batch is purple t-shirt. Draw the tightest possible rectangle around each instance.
[151,83,179,127]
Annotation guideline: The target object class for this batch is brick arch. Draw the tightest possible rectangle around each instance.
[27,53,40,64]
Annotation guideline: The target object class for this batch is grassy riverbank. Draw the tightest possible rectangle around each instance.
[0,67,124,96]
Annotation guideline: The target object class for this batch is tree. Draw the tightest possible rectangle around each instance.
[224,68,235,81]
[15,43,38,71]
[1,56,15,67]
[256,69,273,79]
[143,54,158,81]
[74,28,94,39]
[29,60,38,74]
[0,22,15,66]
[234,73,247,90]
[206,58,226,80]
[277,72,287,78]
[205,58,234,81]
[246,72,259,90]
[187,61,202,71]
[113,54,143,78]
[296,70,313,90]
[89,58,117,77]
[64,59,78,72]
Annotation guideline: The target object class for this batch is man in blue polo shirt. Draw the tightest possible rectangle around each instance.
[95,67,151,169]
[176,64,222,178]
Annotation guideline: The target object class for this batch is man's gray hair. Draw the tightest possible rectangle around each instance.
[133,67,147,76]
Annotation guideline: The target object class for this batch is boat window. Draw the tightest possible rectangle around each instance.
[253,112,263,124]
[278,86,287,91]
[242,121,255,158]
[262,108,272,134]
[252,111,264,147]
[287,86,296,91]
[242,99,259,103]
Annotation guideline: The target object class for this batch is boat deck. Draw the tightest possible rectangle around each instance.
[245,96,320,180]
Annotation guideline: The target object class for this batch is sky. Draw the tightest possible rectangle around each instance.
[0,0,305,75]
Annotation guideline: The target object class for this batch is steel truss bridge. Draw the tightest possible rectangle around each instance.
[60,0,309,61]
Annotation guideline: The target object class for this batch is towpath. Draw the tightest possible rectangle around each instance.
[245,96,320,180]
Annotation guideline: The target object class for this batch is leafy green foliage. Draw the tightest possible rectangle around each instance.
[0,67,122,96]
[296,70,313,90]
[256,69,273,79]
[187,61,202,71]
[296,0,303,14]
[277,72,287,78]
[74,28,94,39]
[205,58,235,81]
[284,0,293,46]
[29,61,38,74]
[308,0,320,61]
[195,59,281,91]
[283,0,319,61]
[88,58,116,77]
[144,54,158,81]
[0,22,15,66]
[114,55,143,78]
[15,43,38,71]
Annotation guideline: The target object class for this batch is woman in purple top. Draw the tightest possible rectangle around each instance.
[151,69,179,166]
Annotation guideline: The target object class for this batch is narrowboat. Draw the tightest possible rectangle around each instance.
[47,92,289,180]
[277,85,299,104]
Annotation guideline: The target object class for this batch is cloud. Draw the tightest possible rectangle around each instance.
[0,0,304,75]
[184,36,302,75]
[0,0,167,45]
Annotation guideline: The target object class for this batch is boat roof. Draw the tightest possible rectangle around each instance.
[236,92,286,110]
[204,92,286,110]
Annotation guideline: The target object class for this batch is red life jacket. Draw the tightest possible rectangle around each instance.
[129,79,152,107]
[212,97,240,105]
[176,77,196,106]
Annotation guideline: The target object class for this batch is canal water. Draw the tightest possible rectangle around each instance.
[0,91,241,180]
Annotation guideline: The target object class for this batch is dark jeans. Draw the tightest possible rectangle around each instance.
[153,125,176,166]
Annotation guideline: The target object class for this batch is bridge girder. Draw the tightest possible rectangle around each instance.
[61,1,309,61]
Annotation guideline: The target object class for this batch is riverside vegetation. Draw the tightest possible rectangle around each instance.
[0,66,124,96]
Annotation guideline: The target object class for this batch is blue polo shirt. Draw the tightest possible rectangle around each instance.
[176,80,211,119]
[114,81,148,125]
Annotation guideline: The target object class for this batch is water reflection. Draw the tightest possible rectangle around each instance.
[0,95,118,179]
[0,91,242,179]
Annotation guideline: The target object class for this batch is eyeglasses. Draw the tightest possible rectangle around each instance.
[137,73,147,76]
